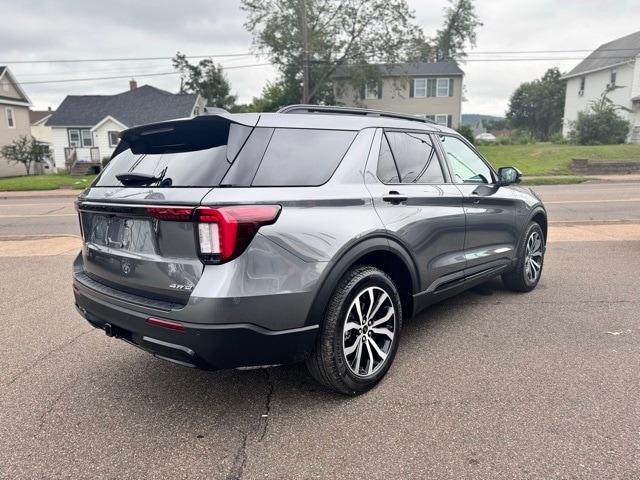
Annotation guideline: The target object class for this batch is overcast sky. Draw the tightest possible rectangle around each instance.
[1,0,638,116]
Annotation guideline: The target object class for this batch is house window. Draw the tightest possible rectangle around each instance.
[414,79,427,97]
[579,76,585,94]
[436,78,450,97]
[68,129,92,148]
[5,107,15,128]
[435,114,449,126]
[68,129,81,147]
[364,83,380,100]
[108,131,120,148]
[81,129,93,147]
[610,69,617,87]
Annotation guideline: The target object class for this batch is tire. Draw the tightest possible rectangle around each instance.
[502,221,545,292]
[306,265,403,395]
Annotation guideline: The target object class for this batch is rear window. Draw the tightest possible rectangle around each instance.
[251,128,356,186]
[95,125,356,188]
[95,123,252,187]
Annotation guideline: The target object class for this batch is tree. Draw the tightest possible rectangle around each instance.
[506,67,566,141]
[172,52,237,109]
[241,0,425,105]
[0,135,46,176]
[456,125,475,144]
[435,0,482,62]
[568,86,631,145]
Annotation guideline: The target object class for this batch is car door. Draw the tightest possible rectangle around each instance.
[436,134,520,274]
[365,128,467,293]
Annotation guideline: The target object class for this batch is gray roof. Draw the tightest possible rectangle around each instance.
[46,85,198,127]
[564,30,640,79]
[333,61,463,79]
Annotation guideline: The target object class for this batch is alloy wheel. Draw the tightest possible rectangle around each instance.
[524,231,543,283]
[342,286,396,377]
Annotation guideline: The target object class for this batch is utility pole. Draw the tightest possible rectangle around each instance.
[300,0,310,103]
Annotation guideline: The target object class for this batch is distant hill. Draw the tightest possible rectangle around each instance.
[461,114,505,127]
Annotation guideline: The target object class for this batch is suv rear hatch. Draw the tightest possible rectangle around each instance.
[76,114,258,305]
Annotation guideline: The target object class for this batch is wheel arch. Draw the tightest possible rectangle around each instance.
[529,207,548,241]
[305,236,420,328]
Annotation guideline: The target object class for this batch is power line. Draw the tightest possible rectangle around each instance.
[12,63,272,86]
[467,47,640,55]
[2,46,639,65]
[0,53,255,64]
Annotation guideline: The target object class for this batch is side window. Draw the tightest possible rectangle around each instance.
[377,135,400,183]
[441,135,493,184]
[251,128,356,186]
[381,131,444,184]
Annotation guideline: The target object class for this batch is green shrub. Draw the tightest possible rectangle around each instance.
[456,125,475,144]
[568,109,630,145]
[568,87,631,145]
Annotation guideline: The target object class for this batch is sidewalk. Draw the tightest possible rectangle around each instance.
[524,174,640,185]
[0,189,80,199]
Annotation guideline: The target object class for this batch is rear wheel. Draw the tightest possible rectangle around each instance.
[502,222,545,292]
[306,266,402,395]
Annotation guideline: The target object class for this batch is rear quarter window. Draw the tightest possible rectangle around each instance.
[251,128,356,186]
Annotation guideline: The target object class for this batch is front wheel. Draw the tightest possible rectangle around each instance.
[502,222,545,292]
[306,266,402,395]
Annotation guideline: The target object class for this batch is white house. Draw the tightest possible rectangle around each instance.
[46,81,205,173]
[561,30,640,143]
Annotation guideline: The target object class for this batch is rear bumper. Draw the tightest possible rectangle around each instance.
[73,275,319,370]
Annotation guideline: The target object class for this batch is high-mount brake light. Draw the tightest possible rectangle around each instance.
[195,205,281,264]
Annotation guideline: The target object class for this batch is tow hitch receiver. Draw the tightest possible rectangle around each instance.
[104,323,114,337]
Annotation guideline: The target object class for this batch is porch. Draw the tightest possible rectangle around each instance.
[64,147,102,175]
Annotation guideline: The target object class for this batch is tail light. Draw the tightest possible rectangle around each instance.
[194,205,281,264]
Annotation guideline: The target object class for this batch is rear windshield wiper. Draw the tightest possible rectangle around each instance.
[115,173,160,186]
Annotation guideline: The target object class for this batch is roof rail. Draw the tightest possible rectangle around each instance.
[277,104,436,125]
[202,106,229,115]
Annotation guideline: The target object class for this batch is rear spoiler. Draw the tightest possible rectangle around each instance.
[115,113,259,156]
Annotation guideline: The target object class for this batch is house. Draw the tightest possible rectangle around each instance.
[46,81,205,173]
[0,66,33,177]
[333,61,464,128]
[561,30,640,143]
[30,107,54,152]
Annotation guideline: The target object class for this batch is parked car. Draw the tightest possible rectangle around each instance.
[72,105,547,395]
[475,132,497,142]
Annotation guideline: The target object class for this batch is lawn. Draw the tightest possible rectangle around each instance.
[477,143,640,176]
[0,173,96,191]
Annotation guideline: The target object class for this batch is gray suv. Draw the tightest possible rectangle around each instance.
[73,105,547,395]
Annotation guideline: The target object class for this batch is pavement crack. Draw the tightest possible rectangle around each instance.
[225,368,275,480]
[226,429,248,480]
[258,368,274,442]
[43,206,66,215]
[4,329,93,387]
[32,375,81,438]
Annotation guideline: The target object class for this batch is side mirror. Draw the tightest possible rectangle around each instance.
[497,166,522,186]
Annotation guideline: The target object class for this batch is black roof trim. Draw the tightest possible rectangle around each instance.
[278,104,436,125]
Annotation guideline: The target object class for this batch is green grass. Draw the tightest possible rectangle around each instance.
[478,143,640,176]
[0,173,96,191]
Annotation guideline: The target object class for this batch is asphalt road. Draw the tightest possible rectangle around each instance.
[1,182,639,479]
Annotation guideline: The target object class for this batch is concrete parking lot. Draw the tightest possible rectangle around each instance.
[1,182,639,479]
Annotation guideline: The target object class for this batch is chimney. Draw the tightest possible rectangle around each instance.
[47,106,52,112]
[129,79,138,91]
